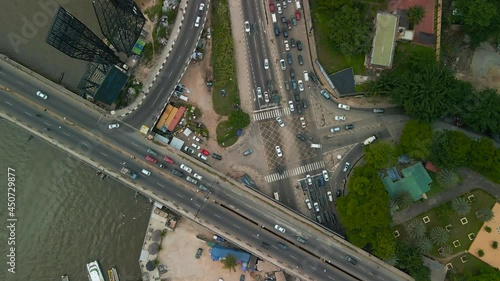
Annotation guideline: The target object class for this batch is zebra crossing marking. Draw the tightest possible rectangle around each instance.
[253,107,291,121]
[264,161,325,183]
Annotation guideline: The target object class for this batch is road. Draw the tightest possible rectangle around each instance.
[0,59,412,281]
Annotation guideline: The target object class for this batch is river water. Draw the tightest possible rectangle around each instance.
[0,120,151,281]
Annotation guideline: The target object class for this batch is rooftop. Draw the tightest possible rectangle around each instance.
[370,12,398,68]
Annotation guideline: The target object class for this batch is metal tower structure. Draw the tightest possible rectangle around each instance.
[46,7,121,66]
[92,0,146,56]
[78,57,111,97]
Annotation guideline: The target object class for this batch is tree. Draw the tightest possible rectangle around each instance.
[405,219,426,241]
[476,208,495,222]
[430,227,449,246]
[416,236,432,254]
[222,254,237,272]
[454,0,500,45]
[398,120,433,160]
[469,138,497,171]
[451,197,471,215]
[436,202,453,222]
[439,245,454,257]
[228,110,250,129]
[431,130,472,169]
[364,140,397,169]
[397,191,414,209]
[395,241,431,281]
[437,169,460,189]
[408,5,425,28]
[384,255,398,266]
[461,89,500,135]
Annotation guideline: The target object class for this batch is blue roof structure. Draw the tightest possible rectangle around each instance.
[210,245,251,264]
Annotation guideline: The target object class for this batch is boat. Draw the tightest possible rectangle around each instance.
[61,274,69,281]
[86,260,105,281]
[107,267,120,281]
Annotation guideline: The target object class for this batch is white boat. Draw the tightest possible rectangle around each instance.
[86,260,105,281]
[61,274,69,281]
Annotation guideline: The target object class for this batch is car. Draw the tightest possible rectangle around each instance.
[184,146,195,154]
[280,59,286,70]
[141,169,152,176]
[298,80,304,91]
[344,124,354,130]
[291,79,297,90]
[198,3,205,14]
[297,102,303,114]
[274,224,286,233]
[302,99,307,108]
[192,135,201,142]
[330,127,340,133]
[195,248,203,259]
[256,87,262,98]
[197,153,208,161]
[171,169,184,177]
[200,149,210,156]
[305,199,312,210]
[373,108,385,113]
[212,153,222,160]
[282,0,287,8]
[108,123,119,129]
[290,16,297,26]
[253,22,258,34]
[275,146,283,157]
[243,148,253,156]
[338,103,351,110]
[290,38,296,48]
[294,92,300,101]
[286,19,292,29]
[313,202,320,213]
[327,191,333,202]
[320,89,330,99]
[267,79,272,89]
[306,174,312,185]
[277,242,287,249]
[240,274,245,281]
[322,170,329,182]
[274,25,280,36]
[336,189,342,198]
[191,143,200,150]
[282,28,288,38]
[300,117,306,128]
[296,134,307,142]
[277,165,285,175]
[296,40,302,50]
[163,156,175,164]
[335,115,346,121]
[276,116,285,127]
[193,173,203,180]
[284,40,290,51]
[286,53,293,65]
[277,3,282,14]
[303,70,309,81]
[295,9,301,20]
[180,164,193,173]
[194,16,201,27]
[264,91,270,103]
[264,58,269,69]
[345,255,358,265]
[298,54,303,65]
[213,235,225,242]
[36,90,48,99]
[281,16,287,23]
[343,162,350,173]
[284,80,290,91]
[244,21,250,33]
[296,236,307,244]
[269,1,274,12]
[261,241,271,249]
[288,100,295,112]
[290,68,295,79]
[145,155,158,164]
[147,148,158,156]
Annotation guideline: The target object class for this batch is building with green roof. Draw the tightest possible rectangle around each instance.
[369,12,398,69]
[383,162,432,201]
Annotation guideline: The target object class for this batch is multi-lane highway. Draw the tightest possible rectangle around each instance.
[0,54,412,280]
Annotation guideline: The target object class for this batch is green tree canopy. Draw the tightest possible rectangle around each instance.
[398,120,433,160]
[431,130,472,169]
[461,88,500,135]
[454,0,500,44]
[222,254,237,272]
[408,5,425,27]
[395,241,431,281]
[228,110,250,129]
[363,140,397,169]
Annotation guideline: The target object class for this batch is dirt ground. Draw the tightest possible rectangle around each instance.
[157,219,256,281]
[468,202,500,269]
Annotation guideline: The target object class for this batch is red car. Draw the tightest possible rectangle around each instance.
[269,1,275,12]
[163,156,175,164]
[295,10,301,21]
[146,155,158,164]
[200,149,210,156]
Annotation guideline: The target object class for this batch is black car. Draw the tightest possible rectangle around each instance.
[290,38,296,48]
[267,79,272,89]
[345,124,354,130]
[253,23,258,35]
[282,29,288,38]
[277,165,285,175]
[287,53,293,65]
[291,79,297,90]
[298,54,303,65]
[260,242,271,249]
[336,189,342,198]
[281,16,286,23]
[274,25,280,36]
[284,80,290,91]
[297,40,303,50]
[277,242,287,249]
[212,153,222,160]
[294,92,300,101]
[171,169,184,177]
[302,99,307,108]
[296,134,307,142]
[296,104,302,114]
[309,71,317,82]
[290,68,295,79]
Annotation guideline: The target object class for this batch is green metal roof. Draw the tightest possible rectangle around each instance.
[370,13,398,68]
[383,162,432,201]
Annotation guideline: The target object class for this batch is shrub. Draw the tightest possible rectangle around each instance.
[477,249,484,257]
[485,226,492,233]
[493,241,498,249]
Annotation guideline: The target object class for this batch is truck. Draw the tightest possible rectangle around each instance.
[363,135,377,146]
[120,167,138,179]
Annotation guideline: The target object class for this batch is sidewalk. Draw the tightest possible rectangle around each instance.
[392,169,500,225]
[114,0,190,117]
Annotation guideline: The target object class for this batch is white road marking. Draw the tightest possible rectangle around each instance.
[289,255,297,260]
[214,214,222,219]
[43,122,51,126]
[100,152,108,157]
[177,56,181,62]
[308,265,316,270]
[24,111,32,116]
[176,193,184,198]
[63,132,70,137]
[232,224,240,229]
[4,101,12,105]
[328,276,335,280]
[131,142,139,147]
[0,71,5,75]
[185,39,189,46]
[157,183,165,188]
[17,81,25,85]
[168,72,172,78]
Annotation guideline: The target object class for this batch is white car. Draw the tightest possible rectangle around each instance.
[191,143,200,150]
[192,135,201,142]
[36,91,48,99]
[197,153,208,161]
[330,127,341,133]
[305,199,312,210]
[108,123,119,129]
[280,59,286,70]
[335,115,346,121]
[284,40,290,51]
[288,100,294,112]
[338,103,351,110]
[275,146,283,157]
[244,21,250,33]
[274,224,286,233]
[303,70,309,81]
[299,117,306,128]
[322,170,330,181]
[277,3,282,14]
[306,174,312,185]
[343,162,351,173]
[313,202,320,213]
[194,16,201,27]
[264,58,269,69]
[186,176,198,185]
[180,164,193,173]
[298,80,304,91]
[257,87,262,99]
[193,173,203,180]
[327,191,333,202]
[264,91,270,103]
[276,116,285,127]
[198,3,205,12]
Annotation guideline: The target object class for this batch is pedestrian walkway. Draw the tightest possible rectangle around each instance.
[253,107,291,121]
[264,161,325,183]
[392,169,500,225]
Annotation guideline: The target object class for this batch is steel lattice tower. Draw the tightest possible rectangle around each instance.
[92,0,146,56]
[46,7,120,66]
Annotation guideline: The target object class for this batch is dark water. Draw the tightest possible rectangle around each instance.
[0,119,151,281]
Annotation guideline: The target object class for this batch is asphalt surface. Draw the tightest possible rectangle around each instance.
[0,58,411,281]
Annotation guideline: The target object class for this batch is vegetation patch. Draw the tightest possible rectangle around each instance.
[216,120,238,147]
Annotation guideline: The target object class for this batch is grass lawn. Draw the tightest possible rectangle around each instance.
[392,42,435,70]
[425,171,446,198]
[394,189,496,273]
[216,120,238,147]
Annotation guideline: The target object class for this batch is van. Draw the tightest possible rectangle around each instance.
[141,169,151,176]
[310,143,322,149]
[271,13,277,23]
[303,71,309,81]
[363,135,377,146]
[295,0,301,10]
[320,89,330,99]
[179,95,189,102]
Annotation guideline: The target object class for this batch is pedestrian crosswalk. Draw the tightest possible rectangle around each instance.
[253,107,291,121]
[264,161,325,183]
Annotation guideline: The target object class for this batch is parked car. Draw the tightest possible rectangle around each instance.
[264,91,270,103]
[269,1,274,12]
[335,115,346,121]
[243,148,253,156]
[327,191,333,202]
[193,173,203,180]
[300,117,306,128]
[275,146,283,157]
[212,153,222,160]
[296,134,307,142]
[305,199,312,209]
[180,164,193,173]
[306,174,312,185]
[296,40,302,50]
[330,127,340,133]
[302,99,307,108]
[313,202,320,213]
[338,103,350,110]
[191,143,200,150]
[184,146,195,154]
[200,149,210,156]
[290,68,295,79]
[186,176,198,185]
[298,55,303,65]
[282,28,288,38]
[288,100,295,112]
[336,189,342,198]
[213,235,225,242]
[276,116,285,127]
[287,53,293,65]
[344,124,354,130]
[281,16,286,23]
[290,16,297,26]
[108,123,119,129]
[195,248,203,259]
[197,153,208,161]
[322,170,329,181]
[295,9,301,20]
[373,108,385,113]
[298,80,304,91]
[290,38,296,47]
[284,40,290,51]
[280,59,286,70]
